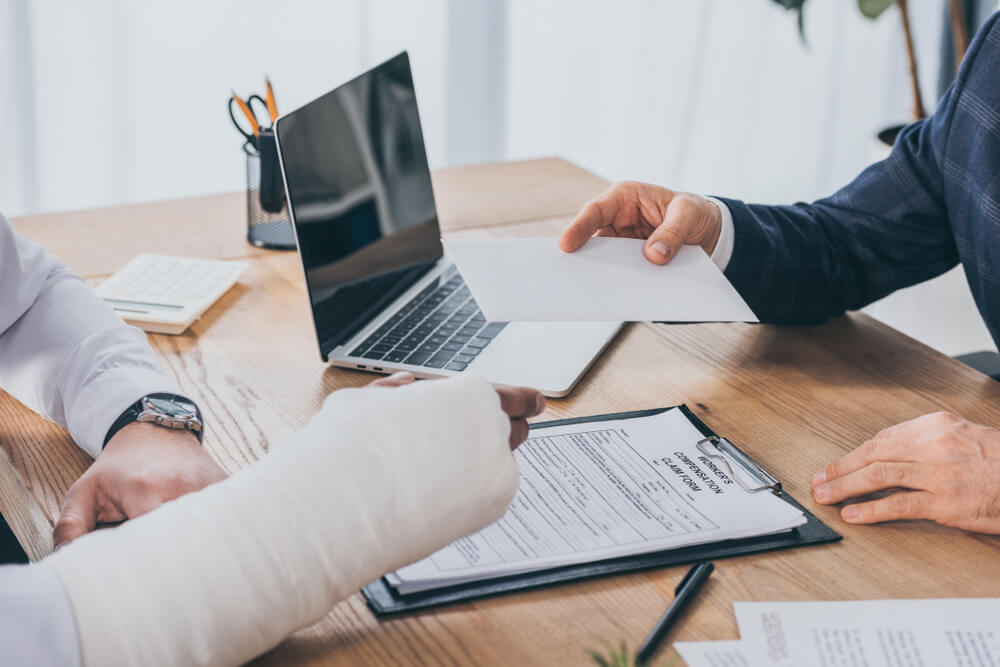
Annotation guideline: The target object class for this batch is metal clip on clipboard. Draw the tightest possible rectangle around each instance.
[696,436,782,495]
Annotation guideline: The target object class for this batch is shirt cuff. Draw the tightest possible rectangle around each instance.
[69,367,185,460]
[705,196,735,271]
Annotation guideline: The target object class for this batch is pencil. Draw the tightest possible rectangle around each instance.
[264,77,279,123]
[231,91,260,137]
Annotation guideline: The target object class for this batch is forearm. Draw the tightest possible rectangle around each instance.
[44,374,518,667]
[0,216,184,457]
[720,192,959,325]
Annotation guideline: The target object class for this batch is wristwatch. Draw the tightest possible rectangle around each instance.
[103,393,204,448]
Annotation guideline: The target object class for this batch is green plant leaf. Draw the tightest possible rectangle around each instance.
[587,637,686,667]
[857,0,895,19]
[586,649,612,667]
[616,640,631,667]
[588,639,633,667]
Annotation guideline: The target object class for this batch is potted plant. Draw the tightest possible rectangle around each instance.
[772,0,970,144]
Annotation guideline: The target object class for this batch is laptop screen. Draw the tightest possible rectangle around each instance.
[275,52,442,359]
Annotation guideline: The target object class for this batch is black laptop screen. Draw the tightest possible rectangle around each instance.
[276,52,443,358]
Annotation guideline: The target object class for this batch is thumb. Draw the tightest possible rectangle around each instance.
[643,194,710,265]
[53,480,100,550]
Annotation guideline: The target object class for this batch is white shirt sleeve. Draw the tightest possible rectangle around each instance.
[0,212,184,458]
[705,197,735,271]
[0,564,81,666]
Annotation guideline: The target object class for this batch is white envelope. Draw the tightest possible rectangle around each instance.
[443,237,758,323]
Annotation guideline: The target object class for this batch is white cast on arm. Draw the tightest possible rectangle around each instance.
[45,374,519,667]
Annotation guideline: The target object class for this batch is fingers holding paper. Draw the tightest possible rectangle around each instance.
[811,411,1000,534]
[644,194,723,265]
[558,181,723,265]
[559,182,664,250]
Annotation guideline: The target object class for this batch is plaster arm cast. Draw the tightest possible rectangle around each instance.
[44,374,519,666]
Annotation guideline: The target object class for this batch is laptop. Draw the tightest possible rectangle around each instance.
[274,52,621,397]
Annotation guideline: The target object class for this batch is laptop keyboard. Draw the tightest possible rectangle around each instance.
[349,266,507,372]
[313,268,420,342]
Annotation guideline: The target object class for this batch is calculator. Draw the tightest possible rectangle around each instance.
[96,254,248,335]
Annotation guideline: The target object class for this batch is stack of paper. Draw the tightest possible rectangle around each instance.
[384,408,804,595]
[676,599,1000,667]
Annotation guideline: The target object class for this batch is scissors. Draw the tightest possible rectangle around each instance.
[228,92,271,145]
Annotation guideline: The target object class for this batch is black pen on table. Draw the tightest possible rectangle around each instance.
[635,561,715,665]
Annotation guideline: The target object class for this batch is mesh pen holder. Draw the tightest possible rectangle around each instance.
[244,132,296,250]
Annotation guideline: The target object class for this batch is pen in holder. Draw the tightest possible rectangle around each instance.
[244,130,296,250]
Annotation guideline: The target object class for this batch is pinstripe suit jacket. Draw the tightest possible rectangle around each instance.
[721,12,1000,348]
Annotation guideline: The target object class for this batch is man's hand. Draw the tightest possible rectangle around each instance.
[367,372,545,448]
[494,385,545,449]
[558,181,723,264]
[811,411,1000,534]
[54,424,226,549]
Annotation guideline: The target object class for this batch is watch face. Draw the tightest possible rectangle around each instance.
[147,397,194,417]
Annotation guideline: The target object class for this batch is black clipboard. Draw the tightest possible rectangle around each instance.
[363,406,841,616]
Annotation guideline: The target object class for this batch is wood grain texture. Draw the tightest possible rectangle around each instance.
[10,157,605,280]
[10,192,268,279]
[0,410,58,562]
[431,157,610,230]
[6,159,1000,666]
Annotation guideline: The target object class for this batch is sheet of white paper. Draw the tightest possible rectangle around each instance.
[442,237,758,322]
[387,408,804,593]
[674,640,768,667]
[733,599,1000,667]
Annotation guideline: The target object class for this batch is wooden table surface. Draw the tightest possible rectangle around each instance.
[5,157,1000,666]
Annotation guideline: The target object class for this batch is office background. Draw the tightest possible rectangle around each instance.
[0,0,995,356]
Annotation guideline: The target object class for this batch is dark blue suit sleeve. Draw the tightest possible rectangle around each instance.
[719,14,999,325]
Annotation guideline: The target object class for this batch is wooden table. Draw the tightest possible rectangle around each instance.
[5,158,1000,665]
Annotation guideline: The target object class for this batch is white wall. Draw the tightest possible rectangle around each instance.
[1,0,37,216]
[1,0,451,215]
[1,0,993,355]
[506,0,924,202]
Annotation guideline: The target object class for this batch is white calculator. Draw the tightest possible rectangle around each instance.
[96,254,248,335]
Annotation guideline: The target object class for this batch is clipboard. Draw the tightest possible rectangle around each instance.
[363,406,841,616]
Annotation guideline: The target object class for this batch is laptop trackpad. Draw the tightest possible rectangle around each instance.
[469,321,620,397]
